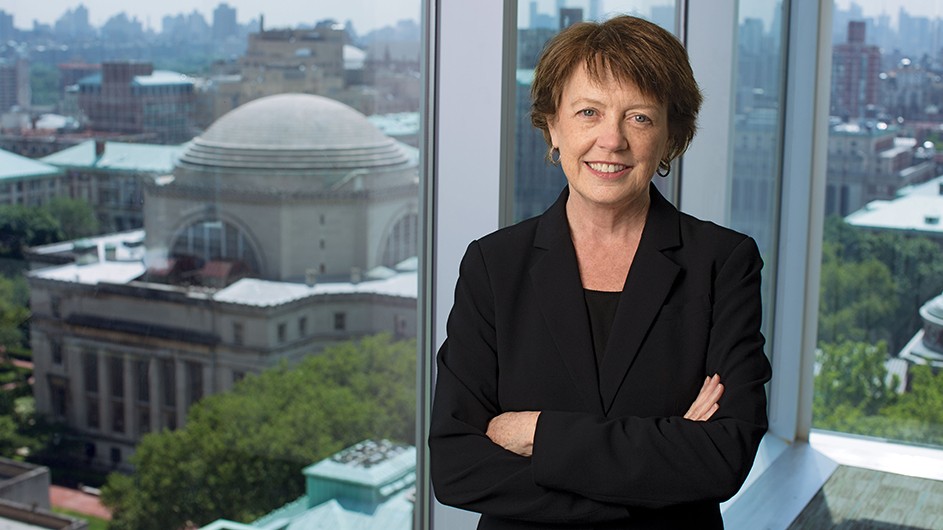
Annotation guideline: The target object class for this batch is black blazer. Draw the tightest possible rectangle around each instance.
[429,185,772,530]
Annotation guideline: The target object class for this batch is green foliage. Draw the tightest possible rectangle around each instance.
[819,216,943,350]
[45,198,100,240]
[883,365,943,426]
[818,247,897,345]
[100,334,417,530]
[814,341,897,422]
[0,204,63,264]
[0,275,30,352]
[52,508,109,530]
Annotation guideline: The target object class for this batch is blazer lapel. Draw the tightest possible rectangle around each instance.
[529,189,605,414]
[598,185,681,414]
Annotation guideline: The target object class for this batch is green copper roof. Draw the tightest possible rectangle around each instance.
[0,149,62,182]
[41,140,187,174]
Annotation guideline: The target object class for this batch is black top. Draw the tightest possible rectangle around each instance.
[584,289,621,374]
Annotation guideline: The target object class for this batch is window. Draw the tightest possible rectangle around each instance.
[160,359,175,408]
[112,401,125,433]
[233,322,244,345]
[186,361,204,406]
[109,356,124,398]
[19,1,426,528]
[812,0,943,450]
[135,360,150,403]
[83,351,98,394]
[50,340,62,364]
[138,407,151,436]
[86,398,99,429]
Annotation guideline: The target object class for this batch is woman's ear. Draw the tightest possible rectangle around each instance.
[546,115,559,146]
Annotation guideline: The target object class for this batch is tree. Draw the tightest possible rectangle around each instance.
[813,341,897,430]
[879,365,943,444]
[818,244,898,345]
[100,333,417,530]
[0,275,30,353]
[45,198,100,241]
[0,205,63,273]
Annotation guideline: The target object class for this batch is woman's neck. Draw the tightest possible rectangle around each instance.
[565,189,650,244]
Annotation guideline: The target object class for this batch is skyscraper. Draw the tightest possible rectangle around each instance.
[213,2,238,41]
[831,21,881,119]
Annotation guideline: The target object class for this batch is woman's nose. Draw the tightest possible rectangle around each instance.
[596,119,628,151]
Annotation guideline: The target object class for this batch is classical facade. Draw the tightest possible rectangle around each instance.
[29,94,419,470]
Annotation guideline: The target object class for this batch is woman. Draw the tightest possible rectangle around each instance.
[430,15,772,529]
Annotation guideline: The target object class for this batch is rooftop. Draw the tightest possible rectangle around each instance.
[178,94,414,176]
[28,232,418,302]
[845,175,943,235]
[41,141,186,174]
[0,149,62,182]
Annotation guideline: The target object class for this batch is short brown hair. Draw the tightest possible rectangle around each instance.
[530,16,703,167]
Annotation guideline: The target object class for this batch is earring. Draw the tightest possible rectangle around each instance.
[550,147,561,165]
[656,159,671,177]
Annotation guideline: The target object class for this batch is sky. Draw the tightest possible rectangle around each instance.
[0,0,421,33]
[4,0,943,35]
[519,1,943,33]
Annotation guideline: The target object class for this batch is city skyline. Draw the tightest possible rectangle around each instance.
[2,0,420,34]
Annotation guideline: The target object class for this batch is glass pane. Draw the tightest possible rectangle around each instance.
[2,1,424,528]
[814,1,943,448]
[513,0,677,222]
[730,1,788,349]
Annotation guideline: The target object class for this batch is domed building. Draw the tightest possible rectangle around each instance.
[146,93,419,283]
[900,292,943,369]
[27,94,418,471]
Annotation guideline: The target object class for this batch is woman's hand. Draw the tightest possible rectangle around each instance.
[684,374,724,421]
[486,411,541,457]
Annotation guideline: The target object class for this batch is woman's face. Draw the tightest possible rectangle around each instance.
[547,65,670,212]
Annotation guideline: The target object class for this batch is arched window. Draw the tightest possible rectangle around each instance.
[170,219,260,273]
[382,212,418,267]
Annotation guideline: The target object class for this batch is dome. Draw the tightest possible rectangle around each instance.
[921,293,943,325]
[178,94,411,172]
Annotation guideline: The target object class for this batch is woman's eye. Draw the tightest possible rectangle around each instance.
[632,114,651,124]
[579,109,596,117]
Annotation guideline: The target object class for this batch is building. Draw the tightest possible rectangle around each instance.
[212,3,238,42]
[0,58,30,113]
[41,140,187,232]
[77,62,196,144]
[559,7,583,29]
[216,24,347,119]
[0,148,65,206]
[831,21,881,119]
[899,292,943,369]
[845,175,943,239]
[202,440,415,530]
[0,458,87,530]
[28,94,419,470]
[825,120,936,216]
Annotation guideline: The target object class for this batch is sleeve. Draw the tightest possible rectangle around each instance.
[531,236,772,508]
[428,240,632,524]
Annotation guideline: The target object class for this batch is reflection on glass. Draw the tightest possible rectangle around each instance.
[814,1,943,449]
[0,1,422,528]
[729,1,787,349]
[514,1,676,222]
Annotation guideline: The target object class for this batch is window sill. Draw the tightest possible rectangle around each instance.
[722,430,943,529]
